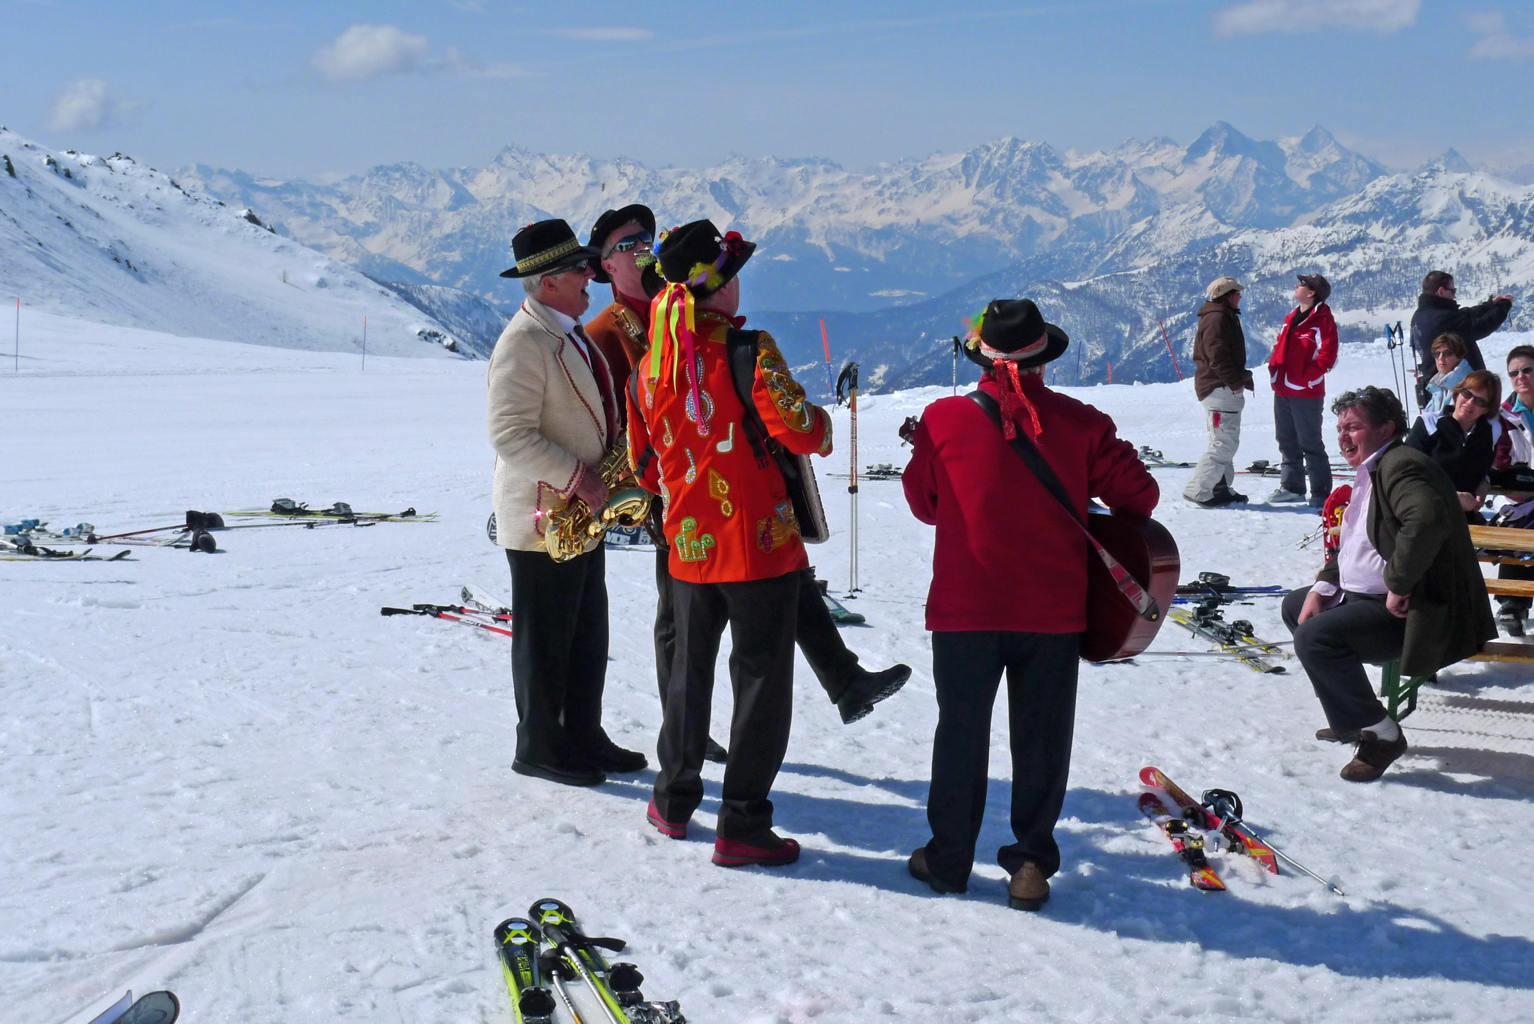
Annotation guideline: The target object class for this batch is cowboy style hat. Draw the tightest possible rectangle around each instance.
[499,218,601,278]
[962,299,1070,370]
[653,219,756,299]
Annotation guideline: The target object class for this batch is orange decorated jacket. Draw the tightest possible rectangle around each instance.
[627,310,832,583]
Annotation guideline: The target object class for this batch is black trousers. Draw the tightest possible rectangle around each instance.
[1282,586,1400,731]
[1274,395,1331,499]
[655,572,799,839]
[653,548,859,705]
[506,546,609,766]
[1498,562,1534,614]
[922,630,1080,889]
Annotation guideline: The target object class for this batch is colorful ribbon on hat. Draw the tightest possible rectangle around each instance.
[649,282,703,427]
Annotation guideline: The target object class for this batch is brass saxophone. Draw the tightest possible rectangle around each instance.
[544,446,653,562]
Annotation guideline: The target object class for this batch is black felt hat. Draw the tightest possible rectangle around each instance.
[962,299,1070,370]
[653,219,756,298]
[499,218,601,279]
[587,204,657,285]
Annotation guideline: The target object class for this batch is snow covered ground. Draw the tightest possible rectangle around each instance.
[4,312,1533,1024]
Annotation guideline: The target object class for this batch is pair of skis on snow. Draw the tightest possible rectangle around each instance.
[227,498,437,524]
[381,584,515,637]
[1138,766,1342,895]
[495,899,685,1024]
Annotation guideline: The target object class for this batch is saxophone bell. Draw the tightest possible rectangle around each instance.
[544,447,653,562]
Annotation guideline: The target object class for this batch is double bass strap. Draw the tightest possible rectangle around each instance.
[967,389,1160,623]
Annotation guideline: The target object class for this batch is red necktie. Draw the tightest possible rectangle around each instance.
[573,325,618,439]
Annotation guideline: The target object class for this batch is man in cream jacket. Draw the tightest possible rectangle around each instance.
[489,219,645,787]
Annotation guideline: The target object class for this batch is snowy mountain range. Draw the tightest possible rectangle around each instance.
[178,121,1534,394]
[0,126,472,359]
[8,118,1533,392]
[762,161,1534,392]
[179,123,1386,316]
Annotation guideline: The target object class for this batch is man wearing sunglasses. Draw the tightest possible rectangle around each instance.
[583,206,910,760]
[1409,270,1514,405]
[487,218,644,788]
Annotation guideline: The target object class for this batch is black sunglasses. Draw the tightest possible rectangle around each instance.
[1510,366,1534,377]
[553,257,593,275]
[1455,391,1490,408]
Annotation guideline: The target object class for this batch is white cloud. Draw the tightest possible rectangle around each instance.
[310,24,432,82]
[47,78,140,133]
[550,27,655,42]
[1467,11,1534,59]
[1212,0,1420,37]
[308,24,527,82]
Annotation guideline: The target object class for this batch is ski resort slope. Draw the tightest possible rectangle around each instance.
[0,128,466,358]
[3,313,1533,1024]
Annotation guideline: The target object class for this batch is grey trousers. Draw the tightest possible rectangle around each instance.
[1184,387,1244,501]
[1274,395,1331,498]
[1282,587,1401,731]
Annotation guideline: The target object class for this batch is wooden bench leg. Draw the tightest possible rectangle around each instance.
[1380,659,1429,720]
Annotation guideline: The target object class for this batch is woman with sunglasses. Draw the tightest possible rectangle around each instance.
[1491,345,1534,636]
[1405,369,1502,524]
[1494,345,1534,469]
[1423,333,1471,414]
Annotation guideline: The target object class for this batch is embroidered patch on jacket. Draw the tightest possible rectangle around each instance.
[661,416,675,448]
[708,469,734,517]
[756,499,799,553]
[757,336,815,433]
[684,386,715,437]
[674,516,716,562]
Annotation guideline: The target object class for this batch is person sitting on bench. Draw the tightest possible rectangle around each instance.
[1281,387,1495,782]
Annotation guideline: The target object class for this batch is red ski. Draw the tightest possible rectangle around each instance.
[1138,792,1225,891]
[1140,766,1279,873]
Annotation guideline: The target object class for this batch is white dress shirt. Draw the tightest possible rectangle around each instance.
[1313,445,1389,599]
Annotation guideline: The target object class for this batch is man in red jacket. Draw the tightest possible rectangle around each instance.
[628,219,834,868]
[585,206,909,751]
[1267,273,1339,506]
[901,299,1158,910]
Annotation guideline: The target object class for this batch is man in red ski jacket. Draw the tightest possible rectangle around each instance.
[1266,273,1339,506]
[901,299,1157,911]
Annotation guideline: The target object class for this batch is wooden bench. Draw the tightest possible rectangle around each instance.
[1380,525,1534,718]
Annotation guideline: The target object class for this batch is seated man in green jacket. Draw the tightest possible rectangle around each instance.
[1281,386,1496,781]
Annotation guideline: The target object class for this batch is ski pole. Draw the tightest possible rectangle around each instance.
[381,605,514,636]
[836,361,861,595]
[819,319,835,399]
[1202,791,1344,896]
[950,335,959,396]
[1158,320,1183,381]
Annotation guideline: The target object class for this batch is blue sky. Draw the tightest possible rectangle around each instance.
[4,0,1534,179]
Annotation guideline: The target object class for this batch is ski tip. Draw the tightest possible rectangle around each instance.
[494,917,542,945]
[120,991,179,1024]
[527,897,575,923]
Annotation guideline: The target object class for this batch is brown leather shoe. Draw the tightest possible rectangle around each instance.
[1007,862,1050,911]
[907,848,965,894]
[1340,728,1408,782]
[1316,726,1361,743]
